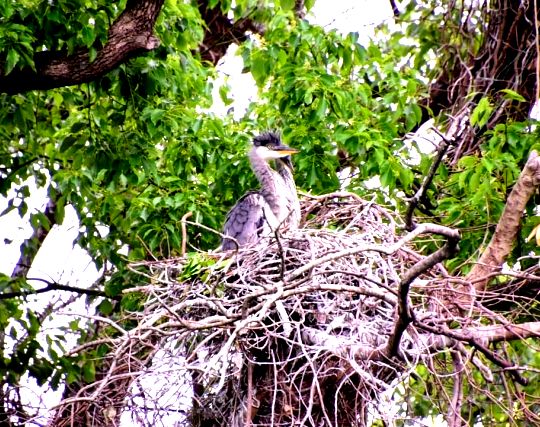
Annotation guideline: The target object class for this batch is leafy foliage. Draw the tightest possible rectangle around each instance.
[1,0,540,424]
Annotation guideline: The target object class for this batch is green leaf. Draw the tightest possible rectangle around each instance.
[379,162,394,187]
[149,108,165,125]
[29,359,54,386]
[280,0,295,10]
[470,97,493,128]
[82,359,96,383]
[303,90,313,105]
[219,84,233,106]
[305,0,316,11]
[89,47,98,63]
[250,53,270,85]
[9,326,17,339]
[315,97,327,119]
[220,0,231,12]
[500,89,526,102]
[97,300,114,315]
[0,202,16,217]
[481,156,495,173]
[469,170,481,192]
[5,49,20,75]
[69,320,80,331]
[70,122,86,133]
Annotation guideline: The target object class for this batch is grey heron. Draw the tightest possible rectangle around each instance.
[221,132,301,250]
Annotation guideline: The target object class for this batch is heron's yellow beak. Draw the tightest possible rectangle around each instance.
[274,145,299,156]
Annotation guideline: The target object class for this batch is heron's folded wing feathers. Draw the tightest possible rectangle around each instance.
[222,192,270,250]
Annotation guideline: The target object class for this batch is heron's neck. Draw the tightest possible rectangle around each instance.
[248,147,300,228]
[276,158,301,228]
[249,148,276,184]
[248,147,281,208]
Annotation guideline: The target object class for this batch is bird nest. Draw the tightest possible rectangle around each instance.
[120,192,455,426]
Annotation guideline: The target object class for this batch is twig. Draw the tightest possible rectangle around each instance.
[0,277,120,301]
[447,351,466,427]
[287,223,458,283]
[416,321,529,385]
[136,235,159,261]
[61,312,128,336]
[405,131,451,230]
[534,0,540,104]
[181,211,193,257]
[300,190,363,202]
[273,227,286,281]
[245,361,253,427]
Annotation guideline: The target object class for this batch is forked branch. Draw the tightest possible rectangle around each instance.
[386,225,460,357]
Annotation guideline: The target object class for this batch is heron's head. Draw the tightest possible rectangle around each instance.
[252,132,299,164]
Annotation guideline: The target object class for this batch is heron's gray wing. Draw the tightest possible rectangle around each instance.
[222,191,270,250]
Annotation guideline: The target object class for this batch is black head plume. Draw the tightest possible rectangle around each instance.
[253,131,282,148]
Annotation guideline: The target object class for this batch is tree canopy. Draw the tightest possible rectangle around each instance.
[1,0,540,425]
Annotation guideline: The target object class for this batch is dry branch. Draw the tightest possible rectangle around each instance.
[11,199,56,278]
[405,133,452,230]
[387,225,460,357]
[427,1,537,162]
[456,321,540,344]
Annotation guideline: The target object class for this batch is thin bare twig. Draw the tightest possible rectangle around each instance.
[181,211,193,257]
[405,130,452,230]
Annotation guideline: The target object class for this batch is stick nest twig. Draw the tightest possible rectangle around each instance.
[49,192,540,426]
[121,192,451,426]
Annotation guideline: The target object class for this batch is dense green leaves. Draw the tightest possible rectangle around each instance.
[239,16,425,198]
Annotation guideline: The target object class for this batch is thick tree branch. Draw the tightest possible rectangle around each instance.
[294,0,307,19]
[386,225,460,357]
[302,317,540,383]
[197,1,264,65]
[0,0,164,94]
[457,321,540,343]
[197,0,311,65]
[467,151,540,291]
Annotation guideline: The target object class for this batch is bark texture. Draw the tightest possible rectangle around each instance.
[0,0,164,94]
[467,151,540,291]
[197,1,264,65]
